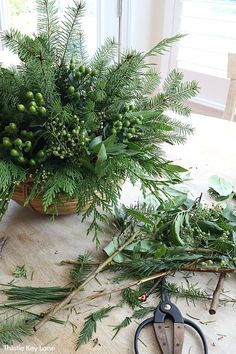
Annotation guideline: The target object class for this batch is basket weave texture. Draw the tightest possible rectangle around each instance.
[12,180,80,215]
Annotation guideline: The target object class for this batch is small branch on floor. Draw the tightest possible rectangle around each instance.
[209,273,226,315]
[0,236,7,257]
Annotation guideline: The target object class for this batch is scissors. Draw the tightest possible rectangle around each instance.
[134,278,208,354]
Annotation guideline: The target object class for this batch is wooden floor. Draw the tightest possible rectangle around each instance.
[0,113,236,354]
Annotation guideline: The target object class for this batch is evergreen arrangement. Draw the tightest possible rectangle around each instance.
[0,0,199,243]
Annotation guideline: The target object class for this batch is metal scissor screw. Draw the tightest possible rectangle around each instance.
[163,304,171,311]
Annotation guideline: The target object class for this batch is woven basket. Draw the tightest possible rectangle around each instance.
[12,180,84,215]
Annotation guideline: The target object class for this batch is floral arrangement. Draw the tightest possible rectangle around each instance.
[0,0,199,243]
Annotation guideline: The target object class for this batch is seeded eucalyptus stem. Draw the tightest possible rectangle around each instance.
[34,231,140,331]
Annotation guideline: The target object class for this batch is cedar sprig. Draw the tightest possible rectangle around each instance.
[76,306,114,349]
[70,253,93,287]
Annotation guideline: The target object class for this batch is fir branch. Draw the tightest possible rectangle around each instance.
[36,0,59,52]
[57,0,86,65]
[90,38,118,75]
[143,34,185,58]
[76,306,114,349]
[1,30,42,62]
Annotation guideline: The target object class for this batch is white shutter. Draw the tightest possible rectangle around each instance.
[177,0,236,78]
[168,0,236,111]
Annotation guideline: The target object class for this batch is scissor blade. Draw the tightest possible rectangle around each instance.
[153,323,170,354]
[174,323,185,354]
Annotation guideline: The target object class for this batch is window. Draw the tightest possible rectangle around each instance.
[166,0,236,112]
[0,0,104,66]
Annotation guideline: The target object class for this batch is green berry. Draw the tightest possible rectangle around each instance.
[26,91,34,100]
[138,115,143,121]
[17,104,25,112]
[24,141,32,152]
[38,107,47,116]
[74,71,81,79]
[74,92,81,100]
[91,69,96,76]
[21,130,28,137]
[18,156,25,164]
[35,92,43,101]
[37,150,45,158]
[136,119,142,125]
[126,133,132,139]
[117,114,123,121]
[129,104,135,111]
[124,105,129,112]
[14,138,23,147]
[111,128,117,134]
[124,120,130,127]
[29,105,37,114]
[79,65,85,73]
[53,150,59,156]
[70,63,76,71]
[2,137,12,148]
[68,86,75,94]
[9,122,17,131]
[29,101,37,107]
[85,67,91,75]
[129,127,136,134]
[29,158,36,166]
[10,149,19,157]
[27,131,33,139]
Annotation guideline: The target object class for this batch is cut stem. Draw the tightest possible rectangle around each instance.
[209,273,226,315]
[34,231,140,331]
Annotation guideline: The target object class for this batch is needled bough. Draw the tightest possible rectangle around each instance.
[0,0,199,244]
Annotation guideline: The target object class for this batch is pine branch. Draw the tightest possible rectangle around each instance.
[90,38,118,75]
[76,306,114,349]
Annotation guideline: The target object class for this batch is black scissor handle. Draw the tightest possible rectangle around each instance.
[134,316,154,354]
[134,316,208,354]
[184,318,208,354]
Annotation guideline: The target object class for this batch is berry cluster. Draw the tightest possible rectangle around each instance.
[111,105,143,141]
[2,124,45,166]
[17,91,47,117]
[45,115,90,160]
[66,59,96,102]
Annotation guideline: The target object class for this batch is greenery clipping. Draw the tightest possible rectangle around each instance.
[0,0,199,243]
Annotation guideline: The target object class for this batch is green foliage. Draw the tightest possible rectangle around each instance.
[105,197,236,280]
[112,317,132,339]
[70,253,92,287]
[0,0,200,241]
[12,265,27,279]
[76,306,114,349]
[0,314,37,347]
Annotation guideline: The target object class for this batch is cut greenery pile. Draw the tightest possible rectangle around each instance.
[0,187,235,349]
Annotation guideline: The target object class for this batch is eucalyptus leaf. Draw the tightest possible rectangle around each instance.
[125,208,154,226]
[208,175,233,197]
[103,237,125,263]
[97,144,107,163]
[169,213,185,246]
[197,220,224,235]
[165,164,188,173]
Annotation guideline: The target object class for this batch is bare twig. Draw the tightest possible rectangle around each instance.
[60,259,99,266]
[34,231,140,331]
[209,273,226,315]
[0,237,7,257]
[62,271,167,311]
